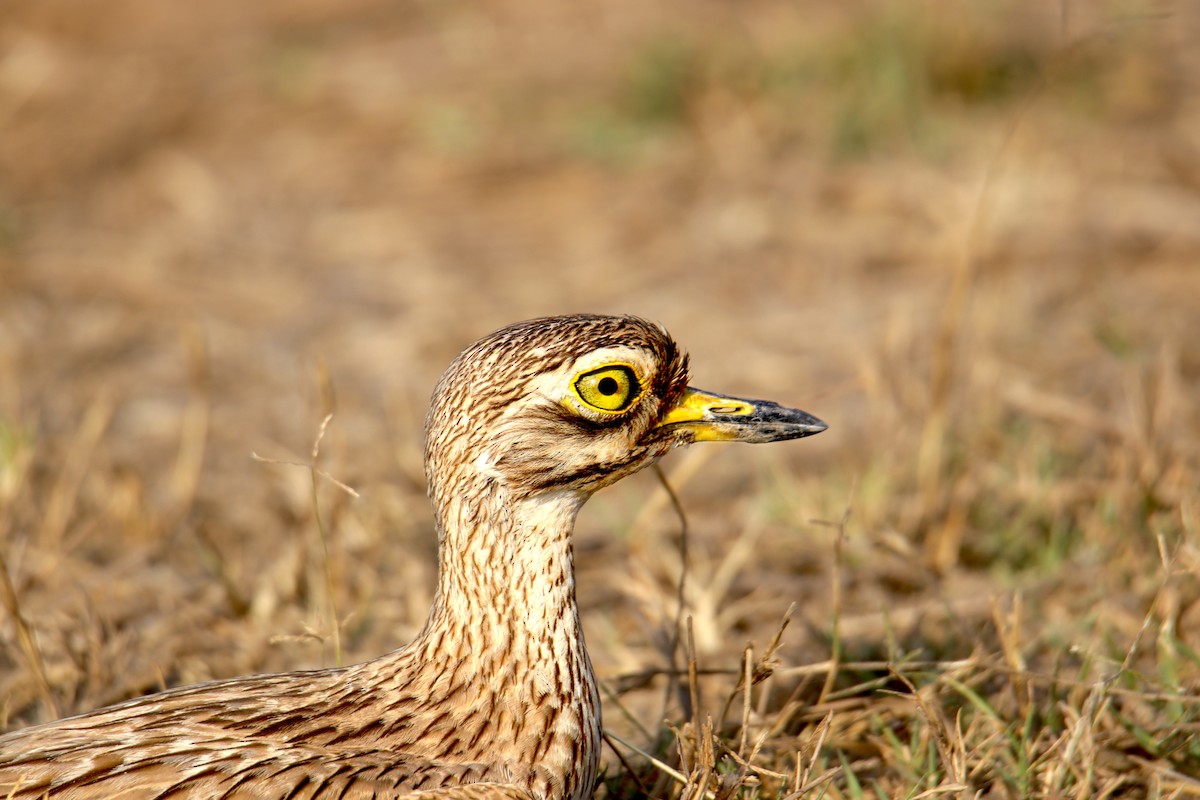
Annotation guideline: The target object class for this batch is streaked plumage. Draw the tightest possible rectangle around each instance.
[0,314,826,800]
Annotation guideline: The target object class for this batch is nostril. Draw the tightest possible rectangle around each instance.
[709,405,745,415]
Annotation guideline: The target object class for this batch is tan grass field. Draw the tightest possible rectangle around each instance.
[2,1,1199,796]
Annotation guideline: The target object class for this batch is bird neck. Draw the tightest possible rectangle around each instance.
[397,483,600,800]
[422,484,589,660]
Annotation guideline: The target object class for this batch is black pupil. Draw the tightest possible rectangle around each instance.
[597,376,620,396]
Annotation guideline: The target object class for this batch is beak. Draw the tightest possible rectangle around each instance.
[655,387,827,444]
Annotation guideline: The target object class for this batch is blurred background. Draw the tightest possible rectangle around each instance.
[1,0,1198,793]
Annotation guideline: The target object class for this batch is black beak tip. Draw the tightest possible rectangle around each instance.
[790,415,827,440]
[740,402,827,443]
[762,402,827,439]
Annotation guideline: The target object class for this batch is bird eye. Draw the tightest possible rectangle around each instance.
[574,365,641,413]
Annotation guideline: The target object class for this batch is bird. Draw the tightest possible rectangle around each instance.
[0,313,826,800]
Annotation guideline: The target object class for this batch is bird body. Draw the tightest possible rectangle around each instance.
[0,314,825,799]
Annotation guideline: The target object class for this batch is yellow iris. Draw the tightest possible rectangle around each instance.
[574,365,641,412]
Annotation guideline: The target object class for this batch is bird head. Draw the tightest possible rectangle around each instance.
[424,315,825,507]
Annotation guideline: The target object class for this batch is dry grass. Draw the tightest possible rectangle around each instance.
[2,0,1199,797]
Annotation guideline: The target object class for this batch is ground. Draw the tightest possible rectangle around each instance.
[1,1,1199,797]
